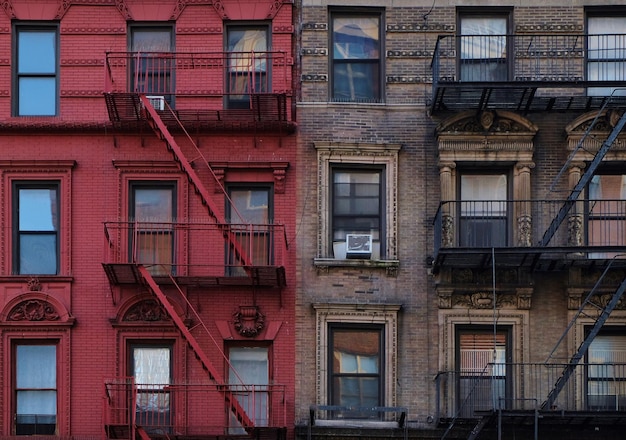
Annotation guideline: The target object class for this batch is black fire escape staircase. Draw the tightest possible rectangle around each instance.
[463,107,626,440]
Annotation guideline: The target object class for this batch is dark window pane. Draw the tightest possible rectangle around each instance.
[18,31,56,74]
[19,234,57,274]
[333,62,380,101]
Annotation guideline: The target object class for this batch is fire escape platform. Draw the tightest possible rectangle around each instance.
[104,92,296,133]
[102,263,286,288]
[431,81,626,115]
[433,246,626,272]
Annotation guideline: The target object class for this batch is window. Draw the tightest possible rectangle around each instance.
[456,327,510,417]
[329,325,383,414]
[587,14,626,96]
[226,25,269,108]
[130,343,172,433]
[331,9,382,102]
[13,183,59,275]
[15,26,58,116]
[130,26,173,104]
[228,345,270,431]
[331,167,383,259]
[227,186,272,273]
[14,343,57,435]
[586,331,626,410]
[587,174,626,258]
[130,182,176,275]
[459,172,508,247]
[459,12,509,81]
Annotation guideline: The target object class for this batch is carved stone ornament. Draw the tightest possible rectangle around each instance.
[233,306,265,337]
[452,291,518,309]
[8,299,60,321]
[123,299,170,322]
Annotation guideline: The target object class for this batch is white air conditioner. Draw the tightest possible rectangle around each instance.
[345,234,373,259]
[146,95,165,110]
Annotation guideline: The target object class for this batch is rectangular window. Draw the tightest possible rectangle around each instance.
[227,186,272,273]
[587,174,626,258]
[459,13,509,81]
[130,26,174,105]
[331,168,383,259]
[331,10,382,102]
[586,332,626,410]
[15,26,58,116]
[226,25,269,109]
[13,183,59,275]
[15,344,57,435]
[587,15,626,96]
[130,344,172,433]
[329,325,383,415]
[228,346,270,432]
[130,182,176,275]
[456,328,510,417]
[459,173,508,247]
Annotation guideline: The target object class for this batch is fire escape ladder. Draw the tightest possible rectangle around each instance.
[539,108,626,247]
[137,265,255,430]
[138,95,253,267]
[541,261,626,410]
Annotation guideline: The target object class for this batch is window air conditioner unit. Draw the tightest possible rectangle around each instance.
[146,95,165,110]
[345,234,373,259]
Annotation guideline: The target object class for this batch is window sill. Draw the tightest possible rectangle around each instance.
[313,258,399,276]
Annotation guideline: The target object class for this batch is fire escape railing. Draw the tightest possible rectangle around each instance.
[105,51,291,100]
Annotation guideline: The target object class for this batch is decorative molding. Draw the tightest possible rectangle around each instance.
[209,161,290,194]
[516,24,583,32]
[387,23,454,32]
[302,48,327,56]
[61,59,105,66]
[387,50,432,58]
[60,90,106,97]
[233,306,265,337]
[273,24,294,33]
[1,0,15,18]
[61,27,125,34]
[301,74,328,82]
[0,292,75,326]
[565,109,626,155]
[176,26,222,34]
[7,299,59,321]
[123,299,170,322]
[386,76,427,84]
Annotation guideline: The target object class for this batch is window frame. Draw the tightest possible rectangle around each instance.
[585,172,626,257]
[128,24,175,104]
[330,165,384,259]
[13,341,58,436]
[129,181,177,275]
[225,23,271,109]
[328,323,384,413]
[585,328,626,410]
[457,169,511,247]
[12,181,60,275]
[14,24,59,117]
[457,8,512,82]
[330,8,383,103]
[586,9,626,96]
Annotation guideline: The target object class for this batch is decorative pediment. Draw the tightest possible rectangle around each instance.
[0,293,74,326]
[437,287,533,310]
[565,109,626,155]
[123,299,170,322]
[436,110,537,159]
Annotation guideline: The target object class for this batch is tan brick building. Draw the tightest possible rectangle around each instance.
[295,1,626,439]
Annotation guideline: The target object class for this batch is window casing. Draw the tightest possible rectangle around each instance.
[129,343,173,433]
[331,167,383,258]
[129,26,174,104]
[329,324,383,414]
[14,343,57,435]
[129,182,176,275]
[15,25,58,116]
[458,11,510,82]
[330,9,382,102]
[459,172,509,247]
[586,174,626,258]
[587,14,626,96]
[456,327,511,417]
[13,182,60,275]
[226,25,270,109]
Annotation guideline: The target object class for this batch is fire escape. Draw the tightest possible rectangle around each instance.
[431,32,626,439]
[101,51,294,440]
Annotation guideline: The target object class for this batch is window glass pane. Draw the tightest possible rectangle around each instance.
[17,345,56,388]
[19,189,58,231]
[134,188,173,222]
[17,391,57,415]
[18,78,56,116]
[461,174,507,216]
[131,30,171,52]
[230,189,269,223]
[333,17,379,60]
[19,234,57,274]
[229,347,269,385]
[133,347,170,385]
[18,31,56,74]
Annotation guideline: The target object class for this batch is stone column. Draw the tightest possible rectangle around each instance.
[567,162,586,247]
[439,162,456,247]
[514,161,534,246]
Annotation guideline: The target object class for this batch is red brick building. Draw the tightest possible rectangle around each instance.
[0,1,296,439]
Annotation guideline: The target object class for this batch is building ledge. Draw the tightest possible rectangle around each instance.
[313,258,400,276]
